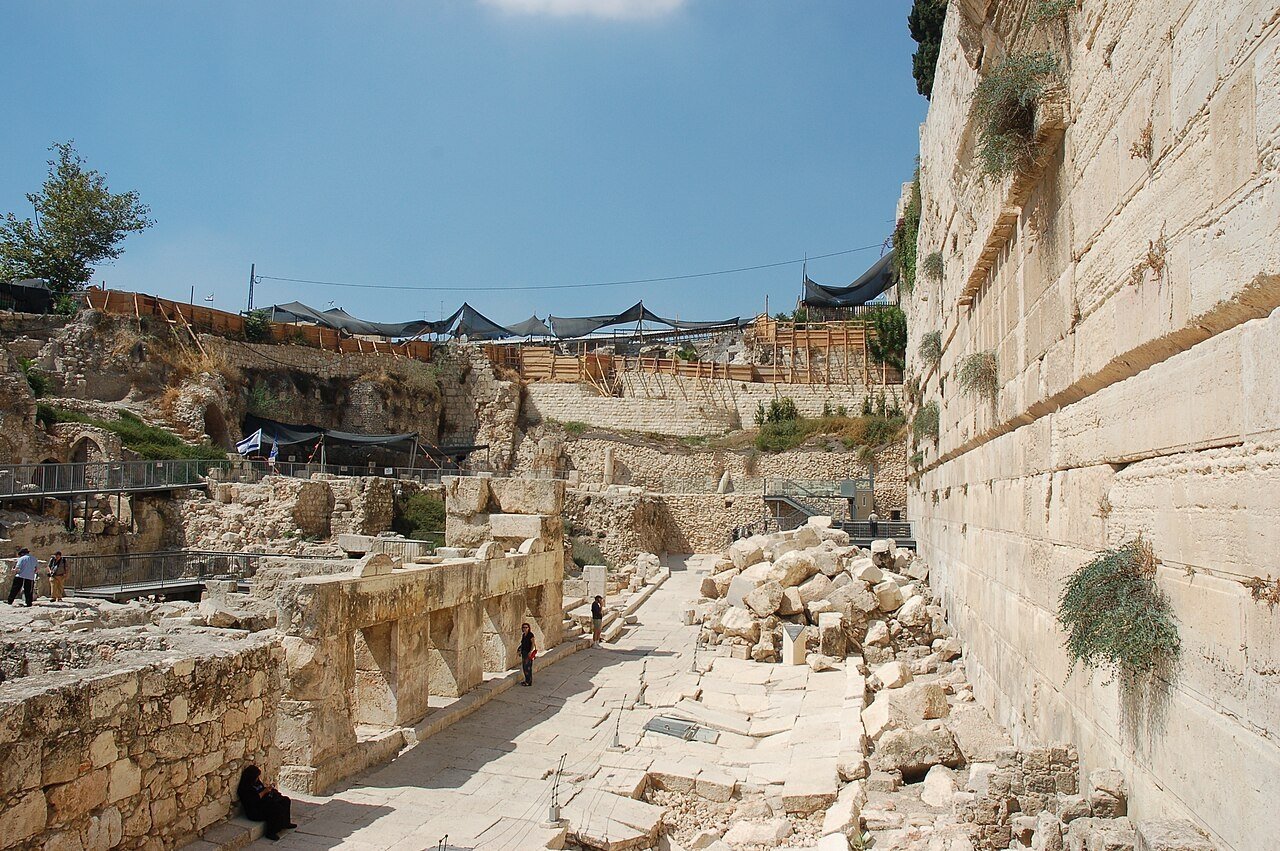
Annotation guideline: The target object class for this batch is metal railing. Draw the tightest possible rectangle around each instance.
[66,550,266,596]
[216,460,459,485]
[763,478,847,500]
[0,459,221,500]
[842,519,915,541]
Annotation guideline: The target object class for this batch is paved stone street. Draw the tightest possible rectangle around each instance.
[248,554,718,851]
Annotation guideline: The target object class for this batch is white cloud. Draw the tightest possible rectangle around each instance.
[480,0,686,20]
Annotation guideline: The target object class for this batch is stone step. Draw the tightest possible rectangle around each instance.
[181,815,263,850]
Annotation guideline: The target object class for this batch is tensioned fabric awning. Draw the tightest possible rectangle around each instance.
[242,414,417,449]
[800,250,897,308]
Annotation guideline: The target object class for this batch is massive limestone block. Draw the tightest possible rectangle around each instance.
[719,606,761,642]
[798,573,835,606]
[818,612,847,657]
[445,513,491,548]
[813,549,843,577]
[729,536,767,569]
[745,580,786,618]
[488,477,564,516]
[873,722,963,778]
[794,525,822,549]
[874,580,904,612]
[848,557,883,584]
[871,660,913,690]
[778,587,805,617]
[443,475,490,516]
[895,596,931,628]
[489,512,560,543]
[767,551,819,588]
[723,819,793,846]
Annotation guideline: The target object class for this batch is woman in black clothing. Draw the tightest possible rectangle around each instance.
[518,622,536,686]
[238,765,295,841]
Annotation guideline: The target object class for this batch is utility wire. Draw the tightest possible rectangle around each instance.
[255,243,886,293]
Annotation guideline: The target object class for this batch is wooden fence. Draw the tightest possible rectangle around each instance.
[86,289,434,363]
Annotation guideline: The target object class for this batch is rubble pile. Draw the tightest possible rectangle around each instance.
[694,518,937,667]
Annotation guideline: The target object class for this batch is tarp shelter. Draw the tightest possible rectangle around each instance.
[504,315,552,337]
[546,301,744,339]
[800,250,897,308]
[0,278,53,313]
[243,414,417,450]
[241,415,486,465]
[267,302,461,338]
[454,304,517,340]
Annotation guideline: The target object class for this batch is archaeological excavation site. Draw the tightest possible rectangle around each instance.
[1,1,1278,850]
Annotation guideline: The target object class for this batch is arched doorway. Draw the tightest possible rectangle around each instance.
[203,405,230,449]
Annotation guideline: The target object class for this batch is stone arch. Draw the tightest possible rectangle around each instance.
[203,404,230,449]
[70,435,107,464]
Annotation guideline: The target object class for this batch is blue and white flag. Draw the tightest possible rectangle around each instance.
[235,429,263,456]
[268,434,279,463]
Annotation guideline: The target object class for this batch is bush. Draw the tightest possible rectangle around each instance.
[561,420,588,437]
[765,398,799,424]
[919,331,942,368]
[755,419,807,453]
[34,405,225,460]
[675,343,698,362]
[571,536,607,569]
[1029,0,1074,24]
[893,172,922,292]
[970,52,1061,178]
[868,306,908,373]
[17,357,46,397]
[755,412,907,454]
[957,351,999,402]
[245,384,278,416]
[1057,538,1179,681]
[394,493,445,544]
[912,401,940,443]
[243,309,273,343]
[53,294,79,316]
[922,251,944,282]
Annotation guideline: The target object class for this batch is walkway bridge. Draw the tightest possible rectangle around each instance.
[762,477,915,549]
[0,459,216,502]
[65,550,267,602]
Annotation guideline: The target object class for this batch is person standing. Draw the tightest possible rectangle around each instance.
[237,765,296,841]
[48,550,68,602]
[518,622,536,686]
[7,548,38,607]
[591,596,604,646]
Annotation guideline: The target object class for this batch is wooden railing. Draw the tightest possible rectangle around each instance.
[86,289,434,363]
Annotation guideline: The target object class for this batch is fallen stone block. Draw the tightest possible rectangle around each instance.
[1134,819,1215,851]
[865,620,890,647]
[821,780,865,839]
[1065,817,1136,851]
[873,721,963,779]
[745,580,786,617]
[874,580,904,612]
[1033,811,1066,851]
[352,552,397,577]
[818,612,847,657]
[1089,768,1128,818]
[694,769,737,803]
[798,573,835,605]
[920,764,957,807]
[767,551,819,587]
[847,557,883,584]
[778,587,804,616]
[729,536,766,569]
[723,819,793,846]
[807,653,837,672]
[718,607,760,643]
[794,525,821,549]
[871,661,913,690]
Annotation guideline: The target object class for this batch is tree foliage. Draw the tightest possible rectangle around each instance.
[1,142,153,293]
[908,0,948,99]
[867,306,908,373]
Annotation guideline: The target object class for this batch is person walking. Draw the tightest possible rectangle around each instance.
[518,622,536,686]
[48,550,68,602]
[591,596,604,646]
[7,548,38,607]
[238,765,296,841]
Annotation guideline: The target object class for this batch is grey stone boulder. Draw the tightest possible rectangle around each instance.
[873,721,963,779]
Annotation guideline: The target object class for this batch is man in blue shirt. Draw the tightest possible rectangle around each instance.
[7,547,38,607]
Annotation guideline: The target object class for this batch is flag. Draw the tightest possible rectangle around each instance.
[268,433,279,465]
[203,293,215,303]
[235,429,262,456]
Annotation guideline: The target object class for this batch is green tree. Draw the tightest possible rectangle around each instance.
[867,306,908,373]
[1,142,153,294]
[908,0,948,99]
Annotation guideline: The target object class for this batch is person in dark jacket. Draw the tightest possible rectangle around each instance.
[238,765,295,841]
[591,596,604,646]
[518,622,536,686]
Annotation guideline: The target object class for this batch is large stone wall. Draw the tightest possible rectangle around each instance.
[906,3,1280,849]
[0,634,282,851]
[524,373,899,438]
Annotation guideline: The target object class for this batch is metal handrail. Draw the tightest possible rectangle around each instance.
[0,459,224,499]
[64,549,267,594]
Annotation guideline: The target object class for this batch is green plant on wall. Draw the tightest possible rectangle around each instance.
[893,171,922,293]
[912,400,940,444]
[922,251,944,282]
[17,357,47,397]
[1028,0,1075,24]
[243,309,273,343]
[957,351,999,403]
[919,330,942,369]
[1057,537,1180,682]
[970,52,1061,178]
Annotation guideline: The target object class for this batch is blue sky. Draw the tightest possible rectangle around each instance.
[1,1,926,325]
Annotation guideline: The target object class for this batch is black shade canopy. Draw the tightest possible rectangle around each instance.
[801,251,897,308]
